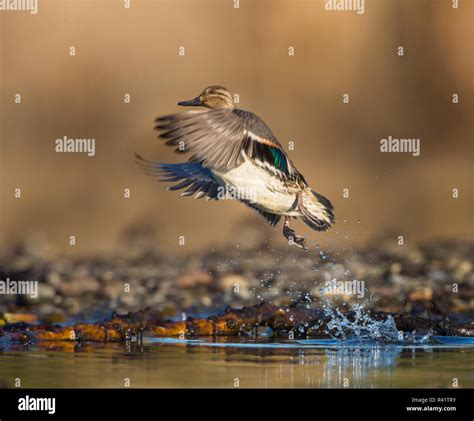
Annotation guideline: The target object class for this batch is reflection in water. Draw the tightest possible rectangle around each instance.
[0,337,473,388]
[325,345,400,387]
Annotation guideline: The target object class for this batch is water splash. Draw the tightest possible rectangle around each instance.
[320,291,431,344]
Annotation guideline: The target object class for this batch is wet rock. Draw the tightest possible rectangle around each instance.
[119,293,139,307]
[176,271,213,289]
[46,272,63,289]
[4,312,38,324]
[22,283,56,304]
[59,277,100,296]
[454,260,472,280]
[390,262,402,274]
[38,283,57,300]
[144,290,165,307]
[218,274,250,298]
[62,297,81,316]
[0,236,472,319]
[428,270,449,283]
[37,304,66,324]
[409,287,433,302]
[104,282,126,300]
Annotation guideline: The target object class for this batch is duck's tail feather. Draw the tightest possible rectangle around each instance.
[135,153,220,200]
[299,189,334,231]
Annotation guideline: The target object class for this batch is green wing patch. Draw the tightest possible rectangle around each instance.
[245,137,290,175]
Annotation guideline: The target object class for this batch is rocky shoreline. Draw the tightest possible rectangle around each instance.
[0,234,473,325]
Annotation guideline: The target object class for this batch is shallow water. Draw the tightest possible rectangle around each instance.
[1,337,473,388]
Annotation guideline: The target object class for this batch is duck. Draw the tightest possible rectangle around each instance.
[135,86,334,249]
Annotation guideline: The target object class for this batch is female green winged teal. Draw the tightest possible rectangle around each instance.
[136,86,334,249]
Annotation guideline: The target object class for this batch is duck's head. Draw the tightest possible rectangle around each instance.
[178,86,235,109]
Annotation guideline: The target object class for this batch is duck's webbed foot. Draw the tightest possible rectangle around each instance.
[283,217,308,250]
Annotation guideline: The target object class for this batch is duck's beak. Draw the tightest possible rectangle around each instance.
[178,96,202,107]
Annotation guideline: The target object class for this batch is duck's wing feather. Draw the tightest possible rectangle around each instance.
[156,109,246,171]
[242,134,305,183]
[240,200,282,226]
[135,154,221,200]
[155,109,305,182]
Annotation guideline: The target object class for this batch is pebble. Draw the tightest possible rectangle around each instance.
[409,287,433,301]
[176,271,213,289]
[0,235,471,320]
[59,277,100,296]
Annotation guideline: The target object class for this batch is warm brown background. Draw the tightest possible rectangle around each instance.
[0,0,472,255]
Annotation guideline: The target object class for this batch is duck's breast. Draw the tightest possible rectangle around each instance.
[211,161,299,215]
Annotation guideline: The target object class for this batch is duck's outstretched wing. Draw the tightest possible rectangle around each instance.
[155,109,305,182]
[135,154,221,199]
[156,109,246,171]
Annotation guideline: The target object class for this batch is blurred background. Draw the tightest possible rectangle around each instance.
[1,0,472,255]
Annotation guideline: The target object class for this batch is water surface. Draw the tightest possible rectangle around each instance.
[1,337,473,388]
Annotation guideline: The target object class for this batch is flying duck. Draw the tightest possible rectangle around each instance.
[136,86,334,249]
